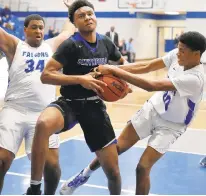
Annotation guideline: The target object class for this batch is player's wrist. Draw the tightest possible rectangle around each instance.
[76,76,85,85]
[109,65,117,74]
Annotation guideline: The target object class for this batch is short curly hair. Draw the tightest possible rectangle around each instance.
[179,31,206,55]
[24,14,45,27]
[69,0,94,23]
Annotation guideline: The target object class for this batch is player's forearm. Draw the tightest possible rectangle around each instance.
[60,0,76,35]
[119,62,150,74]
[110,67,155,91]
[41,70,83,86]
[119,58,165,74]
[60,20,76,35]
[47,20,75,52]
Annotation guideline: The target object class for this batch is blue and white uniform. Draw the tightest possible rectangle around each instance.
[0,40,60,156]
[131,49,204,153]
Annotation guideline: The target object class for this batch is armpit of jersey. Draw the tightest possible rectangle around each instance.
[162,48,178,69]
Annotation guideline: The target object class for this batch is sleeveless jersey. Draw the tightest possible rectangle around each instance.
[5,40,56,111]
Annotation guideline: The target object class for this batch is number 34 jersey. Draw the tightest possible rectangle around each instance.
[149,49,204,126]
[5,40,56,111]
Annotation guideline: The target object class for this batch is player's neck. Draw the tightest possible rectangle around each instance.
[25,40,42,48]
[79,31,96,43]
[184,61,200,71]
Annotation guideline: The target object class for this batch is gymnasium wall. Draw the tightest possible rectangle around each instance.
[15,12,186,59]
[42,16,158,59]
[164,0,206,11]
[7,0,164,12]
[186,13,206,63]
[38,15,185,59]
[7,0,206,12]
[9,0,206,59]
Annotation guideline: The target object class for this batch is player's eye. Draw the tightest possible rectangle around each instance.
[79,14,84,19]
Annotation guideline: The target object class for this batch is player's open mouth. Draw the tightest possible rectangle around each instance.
[86,23,93,26]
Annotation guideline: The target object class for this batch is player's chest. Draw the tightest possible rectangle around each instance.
[16,51,51,74]
[76,43,109,66]
[167,62,183,78]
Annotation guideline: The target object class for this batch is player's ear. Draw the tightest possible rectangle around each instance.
[72,19,77,28]
[196,50,201,57]
[24,26,27,34]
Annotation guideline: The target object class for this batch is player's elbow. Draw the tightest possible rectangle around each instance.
[40,70,51,84]
[147,82,164,92]
[144,83,156,92]
[145,64,154,73]
[145,86,154,92]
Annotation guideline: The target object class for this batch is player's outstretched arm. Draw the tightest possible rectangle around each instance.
[97,65,176,92]
[0,27,19,64]
[45,0,76,52]
[119,58,165,74]
[45,20,76,52]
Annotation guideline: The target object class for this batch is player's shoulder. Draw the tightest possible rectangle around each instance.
[97,33,114,48]
[63,33,80,47]
[98,33,111,42]
[168,48,178,57]
[163,48,178,64]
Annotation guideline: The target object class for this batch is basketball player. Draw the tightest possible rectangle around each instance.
[25,0,129,195]
[60,31,206,195]
[0,53,8,109]
[0,3,76,194]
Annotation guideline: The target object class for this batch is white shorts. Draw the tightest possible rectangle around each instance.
[131,101,186,154]
[0,104,60,156]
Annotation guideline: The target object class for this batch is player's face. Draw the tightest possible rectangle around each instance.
[24,20,45,47]
[177,42,199,66]
[74,6,97,33]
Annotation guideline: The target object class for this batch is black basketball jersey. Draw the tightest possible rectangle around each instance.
[53,32,121,99]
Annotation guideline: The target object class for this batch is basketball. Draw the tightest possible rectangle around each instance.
[97,74,129,102]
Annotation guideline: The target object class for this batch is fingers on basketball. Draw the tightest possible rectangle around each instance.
[96,74,129,102]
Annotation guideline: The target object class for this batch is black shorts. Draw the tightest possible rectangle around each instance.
[48,97,116,152]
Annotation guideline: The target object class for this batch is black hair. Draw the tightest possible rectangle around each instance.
[179,31,206,55]
[69,0,94,23]
[24,14,45,27]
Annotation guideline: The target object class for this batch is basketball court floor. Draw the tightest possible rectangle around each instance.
[2,69,206,195]
[2,125,206,195]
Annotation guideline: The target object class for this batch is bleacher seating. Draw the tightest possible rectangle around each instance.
[0,11,25,40]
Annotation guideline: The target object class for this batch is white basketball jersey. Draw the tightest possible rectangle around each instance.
[150,49,204,125]
[5,40,56,111]
[0,57,8,78]
[0,57,9,108]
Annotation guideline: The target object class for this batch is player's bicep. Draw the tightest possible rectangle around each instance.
[44,57,63,72]
[41,58,63,84]
[0,27,18,54]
